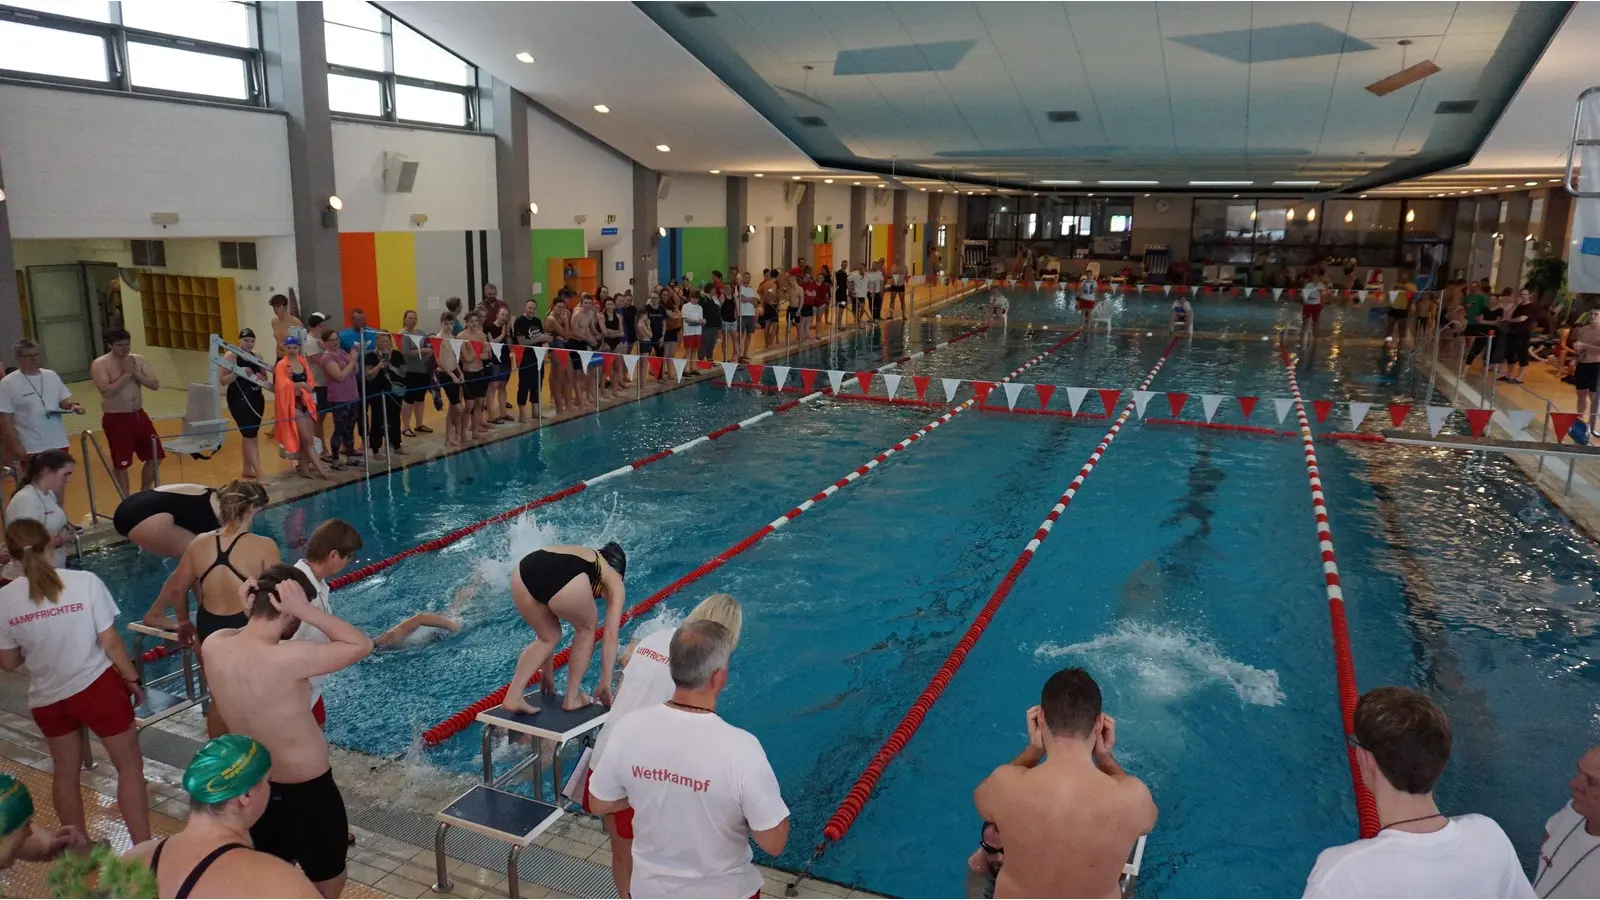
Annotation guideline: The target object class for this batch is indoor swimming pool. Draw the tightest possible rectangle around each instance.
[88,289,1600,897]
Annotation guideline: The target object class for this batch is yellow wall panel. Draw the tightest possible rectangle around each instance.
[373,232,417,332]
[870,227,889,267]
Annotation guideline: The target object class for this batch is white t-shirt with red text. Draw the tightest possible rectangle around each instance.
[590,626,675,771]
[0,570,118,707]
[588,704,789,898]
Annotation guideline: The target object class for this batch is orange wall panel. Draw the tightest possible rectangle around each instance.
[338,232,378,331]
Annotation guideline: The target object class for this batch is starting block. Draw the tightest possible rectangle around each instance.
[432,785,562,899]
[1121,833,1147,898]
[128,622,207,729]
[475,696,608,804]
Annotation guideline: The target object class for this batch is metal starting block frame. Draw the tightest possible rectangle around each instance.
[127,622,207,729]
[475,696,608,804]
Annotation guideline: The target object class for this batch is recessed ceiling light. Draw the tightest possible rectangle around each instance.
[1038,180,1081,185]
[1473,188,1483,192]
[1099,180,1158,186]
[1550,178,1562,183]
[919,187,926,191]
[792,176,802,181]
[709,169,720,174]
[1191,180,1253,186]
[515,52,535,64]
[1525,181,1538,187]
[1273,181,1320,186]
[593,104,610,114]
[824,178,833,184]
[1505,184,1516,189]
[753,173,763,178]
[655,144,670,152]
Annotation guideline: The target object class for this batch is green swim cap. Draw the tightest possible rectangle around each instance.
[0,774,34,839]
[183,735,271,805]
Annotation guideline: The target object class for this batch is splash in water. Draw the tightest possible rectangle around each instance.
[1036,622,1285,707]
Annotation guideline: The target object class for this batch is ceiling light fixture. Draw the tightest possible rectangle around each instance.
[593,104,610,114]
[1191,180,1253,186]
[792,176,802,181]
[1273,181,1320,186]
[658,226,667,237]
[708,169,721,175]
[1359,194,1368,199]
[528,202,538,215]
[1551,178,1562,183]
[515,52,535,63]
[1037,180,1081,185]
[824,178,833,184]
[1306,208,1316,222]
[1099,180,1158,186]
[1250,209,1258,220]
[753,173,763,178]
[327,195,343,211]
[1286,208,1295,220]
[1525,181,1538,187]
[655,144,670,153]
[1406,208,1416,223]
[1505,184,1516,189]
[1344,210,1354,223]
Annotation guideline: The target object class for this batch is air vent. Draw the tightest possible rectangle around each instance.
[1435,100,1478,115]
[1045,110,1080,123]
[797,115,826,127]
[676,2,715,18]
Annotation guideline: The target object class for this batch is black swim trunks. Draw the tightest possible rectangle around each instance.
[249,768,348,884]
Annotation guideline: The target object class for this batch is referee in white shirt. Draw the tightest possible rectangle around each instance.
[1535,745,1600,898]
[0,339,83,512]
[588,619,789,898]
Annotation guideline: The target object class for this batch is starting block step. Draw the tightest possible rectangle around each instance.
[436,784,562,847]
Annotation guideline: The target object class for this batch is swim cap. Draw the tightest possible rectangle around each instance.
[283,335,301,347]
[238,328,256,340]
[183,735,271,805]
[0,775,33,839]
[599,541,626,578]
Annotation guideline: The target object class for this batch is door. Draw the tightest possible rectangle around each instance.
[25,264,97,381]
[84,263,120,340]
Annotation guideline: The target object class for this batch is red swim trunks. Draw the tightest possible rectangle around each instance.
[1301,304,1323,323]
[102,410,164,470]
[583,770,634,839]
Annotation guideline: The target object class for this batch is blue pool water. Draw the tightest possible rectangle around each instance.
[88,291,1600,897]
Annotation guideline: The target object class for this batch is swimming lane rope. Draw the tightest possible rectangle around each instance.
[819,337,1180,845]
[419,329,1086,746]
[1279,343,1381,838]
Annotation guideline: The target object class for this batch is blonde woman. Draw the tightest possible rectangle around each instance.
[580,593,744,898]
[0,519,150,846]
[140,481,274,735]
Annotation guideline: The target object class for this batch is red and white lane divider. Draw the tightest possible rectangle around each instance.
[317,325,989,593]
[820,337,1181,845]
[1280,346,1381,839]
[420,329,1086,746]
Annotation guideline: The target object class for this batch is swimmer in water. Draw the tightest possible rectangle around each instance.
[504,542,627,713]
[372,569,485,649]
[1076,274,1098,327]
[1170,295,1193,335]
[986,290,1009,328]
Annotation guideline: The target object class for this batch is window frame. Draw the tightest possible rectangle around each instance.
[326,3,478,130]
[0,3,265,106]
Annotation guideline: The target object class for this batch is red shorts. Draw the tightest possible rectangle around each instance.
[102,410,164,470]
[681,335,702,350]
[1077,300,1095,312]
[313,696,326,729]
[32,667,136,739]
[584,770,634,839]
[1301,304,1323,323]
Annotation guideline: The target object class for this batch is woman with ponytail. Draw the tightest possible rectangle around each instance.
[140,480,275,736]
[0,519,150,847]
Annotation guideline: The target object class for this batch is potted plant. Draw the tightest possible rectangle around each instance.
[1525,254,1567,309]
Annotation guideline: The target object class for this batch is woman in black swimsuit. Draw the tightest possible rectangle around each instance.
[220,328,268,481]
[140,481,273,734]
[504,542,627,714]
[112,484,221,559]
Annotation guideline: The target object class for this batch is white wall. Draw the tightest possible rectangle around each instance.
[657,174,725,228]
[332,121,497,233]
[526,102,635,288]
[906,191,929,224]
[744,177,796,271]
[0,85,293,239]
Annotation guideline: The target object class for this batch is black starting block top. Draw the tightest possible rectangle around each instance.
[476,696,608,743]
[436,785,563,847]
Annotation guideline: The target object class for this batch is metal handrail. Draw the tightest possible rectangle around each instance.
[79,429,125,526]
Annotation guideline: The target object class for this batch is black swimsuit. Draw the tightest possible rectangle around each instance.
[518,549,601,605]
[150,839,250,899]
[112,489,219,539]
[195,533,251,641]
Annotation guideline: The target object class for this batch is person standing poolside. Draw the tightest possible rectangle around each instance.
[0,338,81,512]
[1300,277,1325,342]
[1076,275,1098,327]
[701,275,725,363]
[504,542,627,714]
[600,297,626,400]
[273,337,327,481]
[867,261,886,321]
[735,272,759,362]
[618,290,638,354]
[680,292,705,366]
[986,290,1009,328]
[485,305,513,424]
[204,564,371,898]
[545,295,575,415]
[90,328,163,496]
[434,313,467,448]
[582,594,744,897]
[458,310,491,439]
[125,734,321,898]
[587,619,789,899]
[363,332,407,456]
[570,295,604,410]
[220,328,269,481]
[316,330,359,470]
[0,774,88,871]
[291,520,361,731]
[511,300,550,424]
[973,667,1155,899]
[1302,686,1532,898]
[1569,314,1600,435]
[849,264,870,327]
[269,293,303,362]
[1535,744,1600,898]
[0,519,151,847]
[1502,289,1536,384]
[759,270,780,350]
[2,450,73,582]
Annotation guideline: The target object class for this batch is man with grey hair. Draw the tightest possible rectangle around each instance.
[0,339,82,509]
[588,620,789,898]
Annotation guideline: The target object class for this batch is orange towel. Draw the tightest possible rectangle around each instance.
[273,356,317,456]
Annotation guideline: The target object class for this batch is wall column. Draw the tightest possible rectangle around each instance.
[849,186,867,265]
[726,176,747,271]
[925,192,940,277]
[488,77,531,310]
[795,182,815,270]
[261,1,342,320]
[0,152,20,367]
[891,190,907,270]
[1497,192,1533,292]
[632,163,659,290]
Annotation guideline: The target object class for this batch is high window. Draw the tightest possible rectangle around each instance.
[324,0,476,129]
[0,0,263,104]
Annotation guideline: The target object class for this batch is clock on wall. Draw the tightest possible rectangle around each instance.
[1154,199,1171,214]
